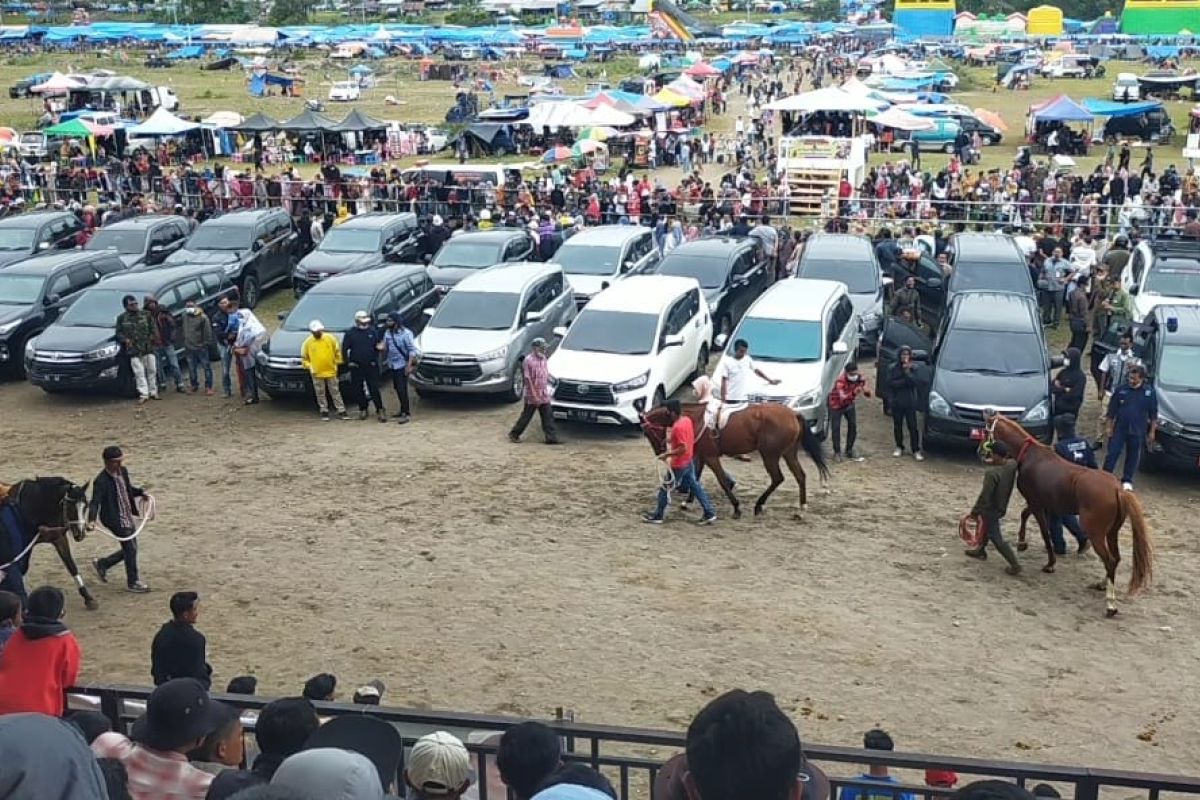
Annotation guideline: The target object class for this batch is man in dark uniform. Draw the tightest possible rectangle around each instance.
[342,310,387,423]
[88,445,150,594]
[151,591,212,688]
[1103,363,1157,491]
[1049,414,1093,555]
[965,440,1021,575]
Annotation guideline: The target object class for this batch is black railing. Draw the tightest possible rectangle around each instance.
[69,683,1200,800]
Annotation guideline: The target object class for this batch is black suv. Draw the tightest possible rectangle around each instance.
[0,250,128,377]
[655,236,772,341]
[899,232,1035,326]
[85,214,191,270]
[0,211,85,267]
[27,264,234,395]
[163,208,297,308]
[292,212,421,296]
[1103,110,1175,144]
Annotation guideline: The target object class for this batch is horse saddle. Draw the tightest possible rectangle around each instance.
[707,401,751,433]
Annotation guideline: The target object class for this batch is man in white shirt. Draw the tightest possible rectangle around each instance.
[712,338,781,422]
[1070,234,1097,275]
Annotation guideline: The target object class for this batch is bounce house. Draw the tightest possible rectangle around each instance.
[894,0,955,37]
[1027,5,1065,34]
[1121,0,1200,35]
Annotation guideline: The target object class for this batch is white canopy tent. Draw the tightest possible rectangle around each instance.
[127,107,201,136]
[765,87,887,113]
[869,107,936,131]
[31,72,85,95]
[522,101,636,129]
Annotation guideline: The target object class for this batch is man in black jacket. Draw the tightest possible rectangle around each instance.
[342,310,386,422]
[887,346,924,462]
[151,591,211,688]
[88,445,149,594]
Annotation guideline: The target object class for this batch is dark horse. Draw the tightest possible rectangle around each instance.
[985,414,1153,617]
[640,403,829,519]
[0,478,97,610]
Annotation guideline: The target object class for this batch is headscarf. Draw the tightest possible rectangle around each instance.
[0,714,109,800]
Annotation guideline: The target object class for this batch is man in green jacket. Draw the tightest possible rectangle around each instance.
[115,294,157,404]
[964,439,1022,575]
[181,299,216,395]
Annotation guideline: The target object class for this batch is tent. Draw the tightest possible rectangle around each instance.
[233,112,281,132]
[1121,0,1200,34]
[1027,5,1065,35]
[869,107,936,131]
[330,109,388,132]
[684,61,721,78]
[894,0,954,38]
[1081,98,1165,118]
[126,107,200,136]
[30,72,84,95]
[765,86,887,113]
[449,123,513,156]
[279,108,337,132]
[1031,95,1094,122]
[202,111,244,128]
[44,117,113,137]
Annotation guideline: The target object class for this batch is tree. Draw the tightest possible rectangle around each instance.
[268,0,312,25]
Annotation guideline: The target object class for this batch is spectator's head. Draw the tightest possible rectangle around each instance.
[1119,331,1134,351]
[863,729,895,751]
[497,722,563,800]
[206,769,265,800]
[253,697,320,780]
[302,672,337,702]
[170,591,200,623]
[304,715,402,794]
[1054,413,1078,441]
[925,770,958,789]
[351,679,385,705]
[227,676,258,695]
[1031,785,1061,799]
[133,678,227,755]
[734,338,749,357]
[97,757,133,800]
[535,764,617,799]
[273,749,384,800]
[64,710,113,744]
[405,731,474,799]
[0,590,21,628]
[653,753,689,800]
[189,701,245,767]
[0,713,109,800]
[898,308,914,324]
[685,689,827,800]
[122,293,138,313]
[27,585,65,621]
[950,780,1038,800]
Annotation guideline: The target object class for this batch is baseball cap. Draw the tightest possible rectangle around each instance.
[309,319,325,333]
[304,715,402,792]
[130,678,225,751]
[354,310,371,324]
[925,769,959,788]
[407,731,474,796]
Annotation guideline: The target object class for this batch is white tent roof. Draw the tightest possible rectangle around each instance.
[127,107,201,136]
[522,101,635,129]
[201,111,244,128]
[31,72,85,94]
[869,107,936,131]
[765,86,887,113]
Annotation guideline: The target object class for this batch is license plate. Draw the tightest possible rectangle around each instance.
[568,409,598,422]
[48,374,61,382]
[435,376,461,386]
[283,381,305,392]
[970,428,985,440]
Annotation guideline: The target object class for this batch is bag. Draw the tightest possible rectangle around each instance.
[959,513,986,549]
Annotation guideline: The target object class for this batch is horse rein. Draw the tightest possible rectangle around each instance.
[983,415,1037,465]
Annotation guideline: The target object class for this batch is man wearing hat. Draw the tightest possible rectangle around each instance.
[343,309,388,423]
[406,731,474,800]
[301,319,348,421]
[92,678,226,800]
[305,714,403,793]
[509,338,561,445]
[89,445,150,594]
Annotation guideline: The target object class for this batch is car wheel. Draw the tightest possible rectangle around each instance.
[692,346,709,380]
[504,360,525,403]
[942,142,955,154]
[241,273,261,309]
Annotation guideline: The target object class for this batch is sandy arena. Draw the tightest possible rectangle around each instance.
[4,366,1199,777]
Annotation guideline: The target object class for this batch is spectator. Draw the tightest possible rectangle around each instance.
[300,320,347,421]
[99,757,134,800]
[145,294,184,394]
[251,697,320,780]
[115,293,158,403]
[497,721,563,800]
[352,679,385,705]
[272,749,384,800]
[181,298,216,395]
[951,780,1038,800]
[0,585,81,716]
[924,770,958,791]
[65,710,114,745]
[828,361,871,462]
[887,346,924,462]
[838,729,917,800]
[509,337,561,445]
[1104,362,1157,492]
[0,589,20,655]
[1051,348,1086,425]
[227,676,258,695]
[535,764,617,799]
[342,309,387,422]
[205,769,265,800]
[302,672,337,702]
[224,786,303,800]
[303,715,403,794]
[889,276,921,322]
[405,731,474,800]
[189,701,246,775]
[151,591,212,688]
[0,713,109,800]
[685,689,829,800]
[93,678,228,800]
[652,753,688,800]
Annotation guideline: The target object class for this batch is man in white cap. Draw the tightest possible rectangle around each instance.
[301,319,348,421]
[405,731,473,800]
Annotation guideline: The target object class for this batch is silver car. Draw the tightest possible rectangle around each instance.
[413,262,576,401]
[550,225,660,309]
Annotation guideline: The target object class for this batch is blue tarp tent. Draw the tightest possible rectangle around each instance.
[1032,95,1094,122]
[1081,98,1165,117]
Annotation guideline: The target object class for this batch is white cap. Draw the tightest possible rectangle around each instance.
[480,208,491,221]
[432,214,444,226]
[354,310,371,323]
[407,731,472,796]
[308,320,325,333]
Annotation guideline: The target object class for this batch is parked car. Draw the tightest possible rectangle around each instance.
[164,207,298,308]
[26,264,233,395]
[550,224,659,309]
[1121,238,1200,322]
[292,212,421,295]
[655,237,771,342]
[1041,54,1103,79]
[1126,306,1200,471]
[1102,110,1174,144]
[414,262,575,401]
[17,131,48,161]
[957,114,1003,145]
[9,73,52,99]
[714,279,858,439]
[425,229,538,292]
[0,250,128,378]
[258,264,436,399]
[891,118,962,154]
[795,233,886,351]
[916,291,1059,446]
[328,81,361,102]
[1113,73,1141,102]
[946,232,1034,308]
[0,211,85,268]
[85,214,190,270]
[548,274,711,426]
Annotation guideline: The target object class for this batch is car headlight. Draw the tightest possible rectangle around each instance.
[83,343,121,361]
[1022,399,1049,424]
[860,311,879,327]
[24,338,37,360]
[789,391,819,409]
[479,345,508,362]
[0,320,19,336]
[1157,414,1183,434]
[222,262,240,276]
[613,370,649,393]
[928,390,951,416]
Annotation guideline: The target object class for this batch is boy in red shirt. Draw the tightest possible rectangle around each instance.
[0,585,81,717]
[643,400,717,525]
[828,362,872,462]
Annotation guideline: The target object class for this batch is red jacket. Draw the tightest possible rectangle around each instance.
[828,373,870,411]
[0,620,82,717]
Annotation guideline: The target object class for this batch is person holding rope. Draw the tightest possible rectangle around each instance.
[642,400,717,526]
[89,445,150,594]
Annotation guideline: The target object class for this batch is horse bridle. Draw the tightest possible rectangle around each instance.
[62,493,88,542]
[983,412,1036,464]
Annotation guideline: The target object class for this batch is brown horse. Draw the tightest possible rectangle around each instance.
[640,403,829,519]
[985,414,1153,617]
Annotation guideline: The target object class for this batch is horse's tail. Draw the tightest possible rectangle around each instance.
[1122,489,1154,595]
[796,413,830,482]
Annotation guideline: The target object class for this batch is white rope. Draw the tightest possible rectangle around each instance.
[0,531,41,573]
[91,495,157,543]
[655,458,677,492]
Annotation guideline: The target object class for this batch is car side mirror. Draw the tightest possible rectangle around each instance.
[277,311,288,321]
[252,240,264,252]
[714,333,728,349]
[524,309,544,324]
[149,244,164,253]
[926,276,943,289]
[662,333,684,349]
[832,340,849,355]
[1129,285,1139,296]
[44,293,60,306]
[423,254,433,265]
[553,325,568,338]
[38,241,50,250]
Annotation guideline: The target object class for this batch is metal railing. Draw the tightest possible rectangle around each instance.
[69,683,1200,800]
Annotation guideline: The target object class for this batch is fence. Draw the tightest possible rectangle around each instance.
[69,683,1200,800]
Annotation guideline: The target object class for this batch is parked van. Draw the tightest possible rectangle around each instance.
[1113,73,1141,102]
[891,118,962,154]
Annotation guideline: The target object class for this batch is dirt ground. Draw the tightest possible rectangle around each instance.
[5,356,1199,778]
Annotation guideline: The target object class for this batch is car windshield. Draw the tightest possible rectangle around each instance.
[58,288,129,327]
[798,260,878,294]
[949,263,1030,294]
[432,241,502,269]
[939,331,1044,374]
[0,273,45,305]
[562,310,658,355]
[186,224,252,251]
[318,228,382,254]
[283,293,368,332]
[658,255,729,289]
[1159,344,1200,392]
[729,317,822,362]
[430,291,518,330]
[0,228,35,252]
[554,243,622,276]
[86,228,147,255]
[1144,261,1200,299]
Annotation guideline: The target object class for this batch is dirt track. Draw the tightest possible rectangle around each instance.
[6,359,1199,778]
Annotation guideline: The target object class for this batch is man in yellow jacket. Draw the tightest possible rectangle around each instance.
[301,319,348,421]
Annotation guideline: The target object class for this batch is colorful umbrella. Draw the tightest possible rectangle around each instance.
[44,117,113,138]
[578,126,614,141]
[572,140,607,157]
[684,61,721,78]
[972,108,1008,132]
[541,145,572,163]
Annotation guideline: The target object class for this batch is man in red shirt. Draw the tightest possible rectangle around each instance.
[0,585,81,717]
[643,400,717,525]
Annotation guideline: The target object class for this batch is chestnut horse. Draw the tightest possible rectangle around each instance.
[640,403,829,519]
[985,414,1153,617]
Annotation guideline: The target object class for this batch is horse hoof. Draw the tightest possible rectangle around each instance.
[1042,565,1055,574]
[754,507,765,517]
[85,598,99,611]
[732,509,742,520]
[1106,608,1119,618]
[1017,543,1029,552]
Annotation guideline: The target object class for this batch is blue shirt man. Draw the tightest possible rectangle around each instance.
[1103,365,1157,489]
[382,312,420,423]
[839,730,917,800]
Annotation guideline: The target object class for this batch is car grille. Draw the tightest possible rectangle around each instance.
[748,394,792,404]
[417,357,483,382]
[555,380,616,405]
[30,361,91,379]
[953,404,1025,425]
[1178,424,1200,445]
[267,356,304,370]
[33,350,86,364]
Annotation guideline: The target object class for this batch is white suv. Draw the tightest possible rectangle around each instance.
[548,275,712,425]
[1121,240,1200,322]
[713,279,859,438]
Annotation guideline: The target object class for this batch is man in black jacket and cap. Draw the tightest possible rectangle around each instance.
[88,445,150,594]
[151,591,212,688]
[887,346,924,462]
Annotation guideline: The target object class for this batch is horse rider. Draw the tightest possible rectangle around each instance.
[89,446,150,594]
[1103,363,1157,493]
[1049,414,1092,555]
[641,400,717,526]
[964,439,1022,576]
[712,338,779,427]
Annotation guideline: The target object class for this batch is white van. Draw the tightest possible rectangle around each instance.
[712,279,859,438]
[1113,73,1140,102]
